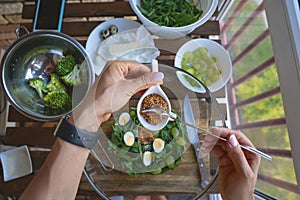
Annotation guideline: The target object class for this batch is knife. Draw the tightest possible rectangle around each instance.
[183,94,210,188]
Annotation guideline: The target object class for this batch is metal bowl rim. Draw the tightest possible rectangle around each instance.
[1,30,95,121]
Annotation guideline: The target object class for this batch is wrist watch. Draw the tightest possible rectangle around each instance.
[55,115,100,150]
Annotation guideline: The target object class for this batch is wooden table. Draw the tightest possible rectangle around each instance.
[0,1,225,199]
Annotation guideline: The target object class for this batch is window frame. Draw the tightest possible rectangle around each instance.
[263,0,300,194]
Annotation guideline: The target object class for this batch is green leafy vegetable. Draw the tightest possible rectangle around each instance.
[45,73,67,93]
[108,108,187,176]
[43,73,72,111]
[138,0,203,27]
[61,64,81,86]
[28,73,71,112]
[27,53,82,114]
[28,77,45,99]
[44,90,71,111]
[56,55,76,76]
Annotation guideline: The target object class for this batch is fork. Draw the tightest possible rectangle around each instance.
[141,105,272,161]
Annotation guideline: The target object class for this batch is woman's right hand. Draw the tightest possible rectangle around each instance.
[205,127,261,200]
[70,60,163,132]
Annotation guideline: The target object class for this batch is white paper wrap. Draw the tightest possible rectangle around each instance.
[92,26,160,75]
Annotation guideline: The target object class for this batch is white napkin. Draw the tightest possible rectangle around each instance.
[92,26,160,75]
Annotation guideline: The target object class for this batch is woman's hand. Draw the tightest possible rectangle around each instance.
[70,60,164,132]
[204,127,261,200]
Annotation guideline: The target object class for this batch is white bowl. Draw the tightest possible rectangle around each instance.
[85,18,141,75]
[0,145,32,181]
[86,18,141,53]
[175,38,232,92]
[129,0,218,39]
[137,85,174,131]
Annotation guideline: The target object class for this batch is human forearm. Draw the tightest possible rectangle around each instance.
[20,138,89,200]
[19,61,164,200]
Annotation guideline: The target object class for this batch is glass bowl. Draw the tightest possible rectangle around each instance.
[84,63,225,199]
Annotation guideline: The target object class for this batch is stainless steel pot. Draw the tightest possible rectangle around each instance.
[0,27,95,121]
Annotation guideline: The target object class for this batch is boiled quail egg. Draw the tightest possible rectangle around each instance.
[143,151,152,166]
[109,25,118,35]
[118,112,131,126]
[153,138,165,153]
[100,29,110,39]
[123,131,135,146]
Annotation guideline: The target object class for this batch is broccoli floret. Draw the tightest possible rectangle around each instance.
[56,55,76,76]
[46,73,67,92]
[28,78,45,99]
[61,64,81,86]
[44,90,72,110]
[41,84,49,94]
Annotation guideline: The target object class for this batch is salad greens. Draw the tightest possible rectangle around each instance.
[138,0,203,27]
[108,107,187,176]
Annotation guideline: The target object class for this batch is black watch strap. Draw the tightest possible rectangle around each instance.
[55,118,99,150]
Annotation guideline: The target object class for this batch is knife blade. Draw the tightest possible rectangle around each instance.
[183,94,210,188]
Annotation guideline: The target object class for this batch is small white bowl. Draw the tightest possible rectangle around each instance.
[129,0,218,39]
[0,145,32,181]
[175,38,232,92]
[137,85,173,131]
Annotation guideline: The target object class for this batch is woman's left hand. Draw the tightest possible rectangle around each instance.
[203,127,261,200]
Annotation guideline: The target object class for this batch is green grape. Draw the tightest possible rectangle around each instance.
[175,137,186,146]
[184,75,199,88]
[181,47,221,87]
[198,59,206,67]
[171,127,179,137]
[193,50,201,58]
[207,57,216,65]
[211,74,219,82]
[193,64,201,70]
[197,47,208,56]
[200,64,207,72]
[191,57,200,65]
[181,58,188,65]
[166,155,175,170]
[129,110,136,118]
[207,68,214,77]
[183,51,193,60]
[186,68,195,75]
[195,74,203,82]
[182,65,189,71]
[151,168,162,175]
[206,79,212,86]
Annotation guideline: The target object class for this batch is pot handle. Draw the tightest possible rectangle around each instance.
[15,26,30,39]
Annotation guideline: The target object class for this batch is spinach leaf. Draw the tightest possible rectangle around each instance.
[138,0,203,27]
[109,107,187,175]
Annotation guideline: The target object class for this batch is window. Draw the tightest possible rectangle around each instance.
[221,0,300,198]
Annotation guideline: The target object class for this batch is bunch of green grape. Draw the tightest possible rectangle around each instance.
[181,47,221,86]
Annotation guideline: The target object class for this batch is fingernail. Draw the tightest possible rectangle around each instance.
[229,134,238,147]
[152,72,164,81]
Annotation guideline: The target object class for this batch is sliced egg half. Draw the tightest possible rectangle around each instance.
[143,151,152,166]
[118,112,130,126]
[153,138,165,153]
[123,131,135,146]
